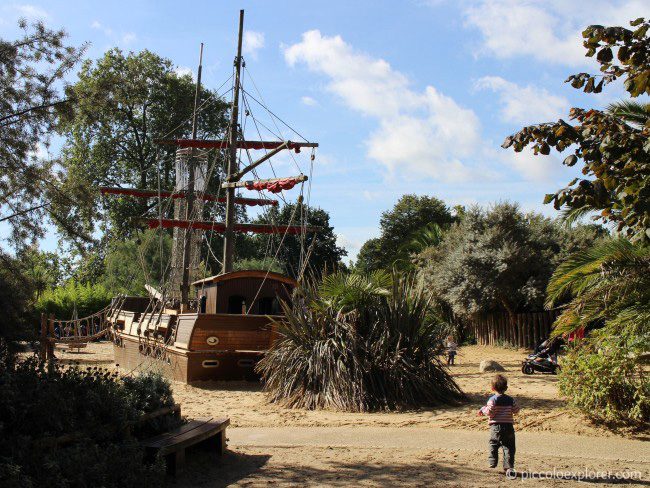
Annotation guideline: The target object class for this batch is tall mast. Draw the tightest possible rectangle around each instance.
[180,43,203,309]
[222,9,244,273]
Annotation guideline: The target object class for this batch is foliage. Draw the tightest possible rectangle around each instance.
[0,354,176,487]
[58,48,229,239]
[257,271,464,411]
[0,254,36,342]
[15,246,69,298]
[356,195,454,272]
[567,18,649,98]
[102,229,172,295]
[251,203,347,277]
[546,239,650,350]
[419,202,602,317]
[233,257,284,274]
[0,21,86,250]
[36,281,113,319]
[558,341,649,426]
[502,17,650,242]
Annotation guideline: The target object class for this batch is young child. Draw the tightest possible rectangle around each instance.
[478,374,520,473]
[445,335,458,366]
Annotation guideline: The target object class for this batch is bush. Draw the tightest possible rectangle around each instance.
[257,271,465,411]
[36,281,112,319]
[0,353,177,487]
[558,341,649,427]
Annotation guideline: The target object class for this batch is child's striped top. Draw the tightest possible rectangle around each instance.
[479,393,520,424]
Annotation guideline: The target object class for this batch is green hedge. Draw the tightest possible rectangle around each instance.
[558,341,649,427]
[36,281,113,319]
[0,353,177,487]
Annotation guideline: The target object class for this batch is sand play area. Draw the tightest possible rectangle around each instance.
[55,342,649,487]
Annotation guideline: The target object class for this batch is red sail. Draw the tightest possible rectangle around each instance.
[146,219,318,235]
[244,177,300,193]
[99,187,277,206]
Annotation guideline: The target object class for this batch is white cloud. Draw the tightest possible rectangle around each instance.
[284,30,481,182]
[11,4,49,19]
[90,20,112,36]
[121,32,137,45]
[91,20,136,47]
[175,66,194,79]
[503,147,564,183]
[243,31,265,58]
[301,96,318,106]
[463,0,647,66]
[475,76,569,124]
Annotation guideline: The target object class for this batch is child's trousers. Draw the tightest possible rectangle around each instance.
[488,423,516,469]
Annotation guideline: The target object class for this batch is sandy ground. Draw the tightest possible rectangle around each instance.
[52,342,649,486]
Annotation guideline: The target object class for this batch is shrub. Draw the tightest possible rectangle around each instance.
[0,353,177,487]
[558,341,649,427]
[257,271,465,411]
[36,281,112,319]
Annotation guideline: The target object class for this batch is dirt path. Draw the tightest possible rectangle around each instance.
[229,426,650,463]
[53,342,649,486]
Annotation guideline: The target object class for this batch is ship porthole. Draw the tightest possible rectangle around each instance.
[237,359,256,368]
[206,336,219,346]
[202,360,220,368]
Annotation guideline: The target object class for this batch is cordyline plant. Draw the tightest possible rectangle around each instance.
[256,271,465,412]
[502,17,650,242]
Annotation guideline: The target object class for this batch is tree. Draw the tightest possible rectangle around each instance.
[419,203,602,318]
[58,49,229,239]
[249,203,347,277]
[502,17,650,241]
[101,229,172,295]
[356,195,454,272]
[0,21,85,250]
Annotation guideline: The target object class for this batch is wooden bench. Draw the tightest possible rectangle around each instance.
[141,417,229,475]
[63,342,87,352]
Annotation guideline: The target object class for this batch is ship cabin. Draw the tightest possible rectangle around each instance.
[192,269,295,316]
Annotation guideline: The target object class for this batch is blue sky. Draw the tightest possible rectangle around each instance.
[1,0,645,261]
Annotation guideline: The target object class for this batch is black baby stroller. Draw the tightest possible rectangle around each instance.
[521,337,562,375]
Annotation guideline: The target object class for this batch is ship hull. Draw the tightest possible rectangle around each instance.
[113,335,263,382]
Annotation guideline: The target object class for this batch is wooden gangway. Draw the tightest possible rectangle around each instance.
[39,295,127,358]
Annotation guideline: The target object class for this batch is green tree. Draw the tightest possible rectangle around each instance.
[249,203,347,278]
[101,229,172,295]
[502,17,650,241]
[356,195,454,272]
[419,203,601,318]
[0,21,86,250]
[58,49,229,239]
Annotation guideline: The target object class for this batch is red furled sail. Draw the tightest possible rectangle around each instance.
[155,139,317,153]
[146,218,319,235]
[100,187,277,206]
[244,177,300,193]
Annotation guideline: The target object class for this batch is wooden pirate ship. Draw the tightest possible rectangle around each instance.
[103,10,318,382]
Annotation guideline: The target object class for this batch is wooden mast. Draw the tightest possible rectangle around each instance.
[180,43,204,309]
[223,10,245,274]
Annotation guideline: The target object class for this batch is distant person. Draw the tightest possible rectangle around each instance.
[445,335,458,365]
[478,374,520,474]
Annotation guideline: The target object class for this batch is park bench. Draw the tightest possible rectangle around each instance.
[63,342,87,352]
[141,415,229,475]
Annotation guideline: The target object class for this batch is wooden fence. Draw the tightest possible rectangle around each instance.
[470,310,561,349]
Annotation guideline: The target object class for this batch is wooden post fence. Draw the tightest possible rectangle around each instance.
[471,310,559,349]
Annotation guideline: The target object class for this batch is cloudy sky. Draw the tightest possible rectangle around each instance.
[1,0,644,260]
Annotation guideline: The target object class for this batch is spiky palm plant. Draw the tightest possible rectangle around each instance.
[546,238,650,349]
[257,272,465,411]
[546,239,649,425]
